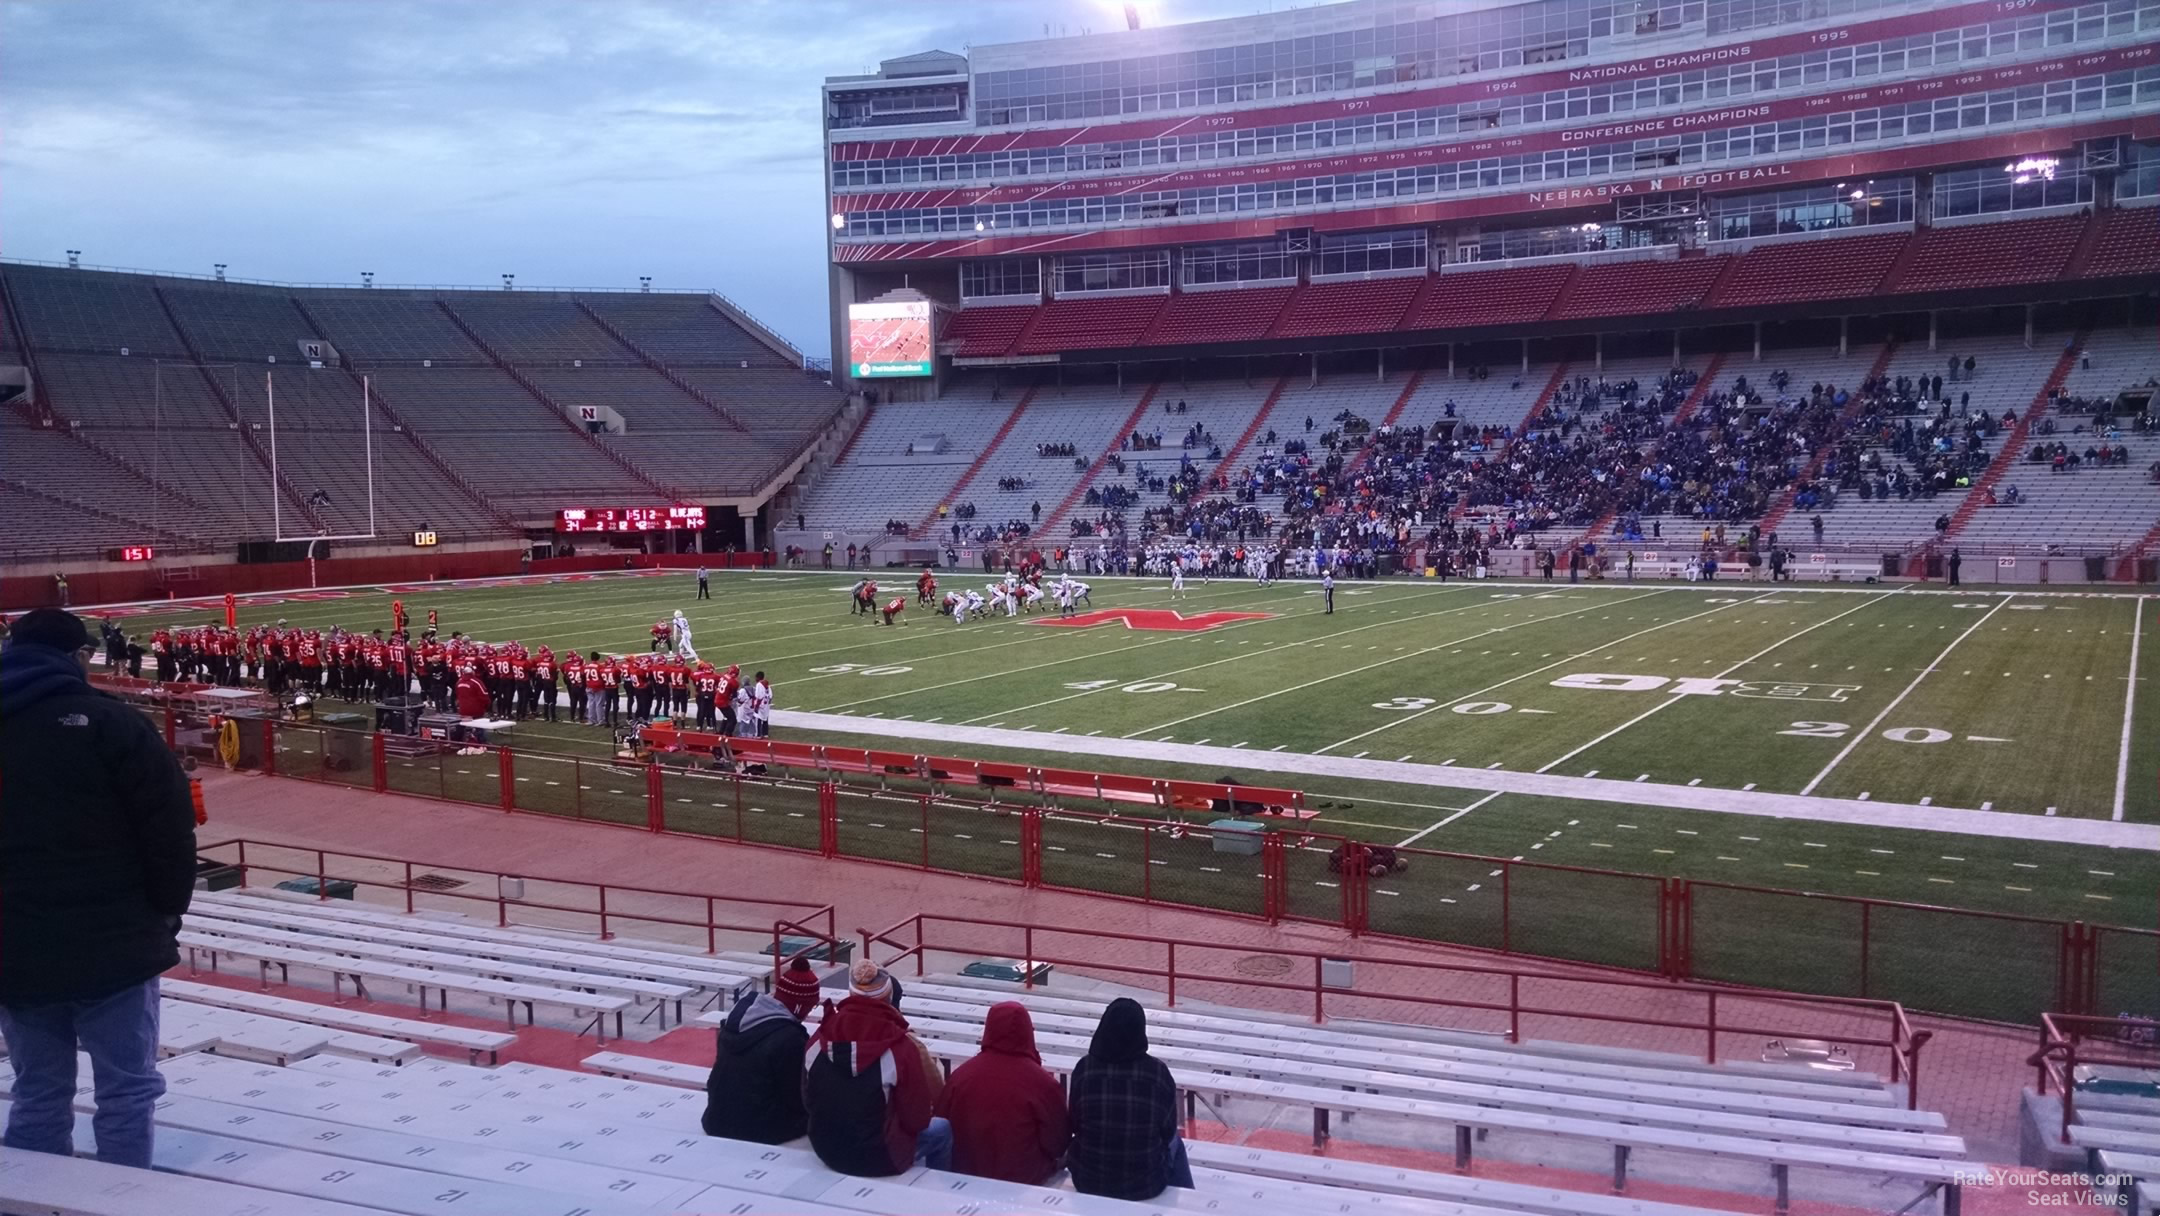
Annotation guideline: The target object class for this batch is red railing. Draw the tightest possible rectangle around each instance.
[195,837,832,958]
[158,699,2156,1029]
[2028,1010,2160,1144]
[857,912,1932,1106]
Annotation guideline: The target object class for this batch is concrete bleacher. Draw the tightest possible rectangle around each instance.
[446,296,624,363]
[1,264,189,355]
[162,284,322,362]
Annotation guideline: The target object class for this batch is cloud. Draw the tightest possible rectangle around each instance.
[0,0,1284,357]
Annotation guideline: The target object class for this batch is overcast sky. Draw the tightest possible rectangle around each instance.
[1,0,1269,360]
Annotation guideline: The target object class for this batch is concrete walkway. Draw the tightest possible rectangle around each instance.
[774,710,2160,851]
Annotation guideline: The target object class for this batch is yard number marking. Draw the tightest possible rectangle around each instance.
[1780,721,1957,744]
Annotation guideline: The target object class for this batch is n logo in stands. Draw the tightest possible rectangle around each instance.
[1034,609,1275,632]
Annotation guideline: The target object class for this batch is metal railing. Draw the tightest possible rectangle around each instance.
[195,836,833,958]
[2028,1010,2160,1144]
[857,912,1932,1107]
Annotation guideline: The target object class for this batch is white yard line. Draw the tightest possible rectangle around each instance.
[1799,595,2013,797]
[773,709,2160,851]
[1397,791,1503,847]
[1317,590,1771,755]
[2113,596,2148,822]
[1536,591,1899,775]
[1124,589,1671,740]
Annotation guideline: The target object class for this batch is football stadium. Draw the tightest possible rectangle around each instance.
[2,1,2159,1213]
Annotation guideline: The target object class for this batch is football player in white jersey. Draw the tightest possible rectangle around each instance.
[1169,560,1187,599]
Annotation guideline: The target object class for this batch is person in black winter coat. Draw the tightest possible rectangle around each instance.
[1067,998,1192,1200]
[0,609,196,1170]
[702,990,809,1144]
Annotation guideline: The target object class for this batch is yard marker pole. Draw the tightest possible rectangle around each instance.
[2111,597,2146,821]
[1799,595,2012,796]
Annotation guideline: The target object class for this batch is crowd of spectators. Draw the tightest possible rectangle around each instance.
[704,960,1195,1198]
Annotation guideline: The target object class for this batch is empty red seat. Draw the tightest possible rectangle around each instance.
[1405,264,1572,330]
[1894,215,2084,293]
[1712,233,1907,308]
[1549,257,1728,320]
[942,305,1036,357]
[2079,208,2160,281]
[1142,285,1294,346]
[1269,277,1422,339]
[1014,295,1168,354]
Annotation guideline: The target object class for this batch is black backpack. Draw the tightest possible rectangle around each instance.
[805,1040,897,1176]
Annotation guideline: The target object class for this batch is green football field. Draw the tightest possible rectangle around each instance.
[139,568,2158,935]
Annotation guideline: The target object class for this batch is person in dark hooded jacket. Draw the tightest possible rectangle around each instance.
[702,989,809,1144]
[936,1001,1069,1184]
[1067,998,1191,1200]
[803,962,948,1176]
[0,609,196,1171]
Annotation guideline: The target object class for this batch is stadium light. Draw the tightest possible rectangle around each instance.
[214,263,227,281]
[2006,156,2059,185]
[830,213,846,230]
[639,276,652,292]
[501,273,515,291]
[361,272,374,288]
[975,221,986,232]
[65,249,80,269]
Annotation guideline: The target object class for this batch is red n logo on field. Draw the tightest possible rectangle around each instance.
[1033,609,1275,632]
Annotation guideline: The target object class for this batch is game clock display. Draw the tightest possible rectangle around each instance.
[107,545,156,562]
[557,506,707,533]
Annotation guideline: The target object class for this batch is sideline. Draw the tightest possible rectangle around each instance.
[768,709,2160,852]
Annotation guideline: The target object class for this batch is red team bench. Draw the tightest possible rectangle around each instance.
[637,724,1313,819]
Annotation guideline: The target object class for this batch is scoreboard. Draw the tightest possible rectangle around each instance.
[557,506,707,533]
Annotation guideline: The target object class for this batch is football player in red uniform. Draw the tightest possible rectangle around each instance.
[881,596,907,626]
[691,661,720,731]
[532,647,558,722]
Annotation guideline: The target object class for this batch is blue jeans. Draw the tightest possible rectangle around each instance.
[915,1116,953,1171]
[0,978,163,1168]
[1165,1136,1194,1190]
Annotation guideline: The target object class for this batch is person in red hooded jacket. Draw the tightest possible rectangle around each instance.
[935,1002,1069,1185]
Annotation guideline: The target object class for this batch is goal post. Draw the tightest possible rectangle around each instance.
[266,365,380,545]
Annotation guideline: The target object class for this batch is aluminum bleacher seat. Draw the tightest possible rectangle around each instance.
[302,295,479,363]
[1,264,188,355]
[1408,264,1570,331]
[1270,277,1422,340]
[2081,206,2160,282]
[672,368,845,443]
[583,294,792,368]
[1895,213,2085,293]
[1711,232,1908,309]
[941,303,1037,357]
[449,296,625,364]
[162,284,318,362]
[959,382,1153,531]
[1015,294,1169,354]
[36,352,235,427]
[1144,286,1295,346]
[526,365,729,430]
[795,396,1003,531]
[0,1142,390,1216]
[1550,257,1728,321]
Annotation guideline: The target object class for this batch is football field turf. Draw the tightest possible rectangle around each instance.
[159,568,2157,935]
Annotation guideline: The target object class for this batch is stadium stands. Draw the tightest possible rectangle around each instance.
[584,294,794,368]
[1549,256,1728,321]
[1269,276,1422,340]
[1408,264,1572,331]
[1709,232,1908,310]
[2079,206,2160,282]
[0,884,1976,1216]
[1141,285,1295,347]
[1895,214,2087,294]
[444,296,624,364]
[1014,293,1168,354]
[941,304,1036,358]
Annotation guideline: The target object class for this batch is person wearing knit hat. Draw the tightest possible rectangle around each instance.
[775,956,822,1020]
[804,959,949,1175]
